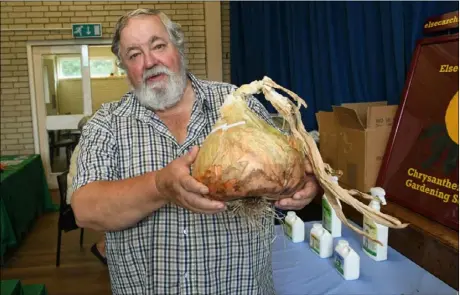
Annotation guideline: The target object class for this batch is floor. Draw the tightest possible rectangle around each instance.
[1,191,111,295]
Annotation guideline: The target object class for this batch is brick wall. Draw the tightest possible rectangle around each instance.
[221,1,231,83]
[0,1,213,155]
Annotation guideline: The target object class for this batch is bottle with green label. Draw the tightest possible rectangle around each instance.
[322,176,342,237]
[284,211,305,243]
[362,187,388,261]
[309,223,333,258]
[334,239,360,280]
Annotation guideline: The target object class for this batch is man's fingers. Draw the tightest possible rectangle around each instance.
[304,158,313,174]
[181,175,209,195]
[292,178,318,200]
[180,189,226,214]
[275,197,311,210]
[275,175,320,210]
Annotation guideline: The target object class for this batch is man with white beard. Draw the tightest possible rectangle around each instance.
[71,8,319,295]
[133,58,187,111]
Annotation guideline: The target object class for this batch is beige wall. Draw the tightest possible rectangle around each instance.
[0,1,234,155]
[56,78,83,114]
[57,76,130,114]
[89,45,112,58]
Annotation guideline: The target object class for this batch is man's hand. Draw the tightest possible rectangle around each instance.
[155,146,227,214]
[274,158,320,210]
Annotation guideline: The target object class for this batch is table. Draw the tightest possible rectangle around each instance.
[272,221,457,295]
[0,155,58,261]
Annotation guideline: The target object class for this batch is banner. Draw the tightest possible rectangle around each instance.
[377,34,459,231]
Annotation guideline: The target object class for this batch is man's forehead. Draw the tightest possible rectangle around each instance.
[120,15,169,46]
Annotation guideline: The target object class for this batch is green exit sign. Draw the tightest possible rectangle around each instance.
[72,23,102,38]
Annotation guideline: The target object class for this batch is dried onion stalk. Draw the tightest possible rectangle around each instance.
[238,77,409,244]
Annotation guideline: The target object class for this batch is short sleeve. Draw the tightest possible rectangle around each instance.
[72,107,120,193]
[66,143,80,204]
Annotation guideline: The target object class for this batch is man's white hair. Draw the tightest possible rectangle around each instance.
[111,8,186,69]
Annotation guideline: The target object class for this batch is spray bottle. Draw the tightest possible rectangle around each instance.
[362,187,388,261]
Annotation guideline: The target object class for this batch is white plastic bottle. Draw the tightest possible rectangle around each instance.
[334,240,360,280]
[322,176,342,237]
[283,211,305,243]
[362,187,389,261]
[309,223,333,258]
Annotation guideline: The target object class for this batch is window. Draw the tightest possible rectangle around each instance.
[90,59,115,77]
[58,57,81,79]
[57,56,125,79]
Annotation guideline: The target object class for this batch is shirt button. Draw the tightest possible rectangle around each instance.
[183,228,188,235]
[184,272,188,279]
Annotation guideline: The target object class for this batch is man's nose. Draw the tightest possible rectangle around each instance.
[144,52,158,69]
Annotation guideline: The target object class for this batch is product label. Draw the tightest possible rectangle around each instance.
[284,222,293,239]
[334,251,344,275]
[363,218,378,257]
[322,198,332,233]
[309,233,320,254]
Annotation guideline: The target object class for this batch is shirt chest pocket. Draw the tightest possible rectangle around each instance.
[117,125,178,179]
[116,116,213,179]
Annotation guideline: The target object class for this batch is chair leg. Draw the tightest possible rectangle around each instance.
[50,147,54,166]
[80,228,84,248]
[56,227,62,267]
[66,146,72,168]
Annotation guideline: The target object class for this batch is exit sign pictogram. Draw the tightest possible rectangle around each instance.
[72,24,102,38]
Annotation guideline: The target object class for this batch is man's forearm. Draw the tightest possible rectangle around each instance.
[71,171,167,231]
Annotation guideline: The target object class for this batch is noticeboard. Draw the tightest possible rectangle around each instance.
[377,34,459,231]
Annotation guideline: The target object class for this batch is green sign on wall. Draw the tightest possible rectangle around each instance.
[72,24,102,38]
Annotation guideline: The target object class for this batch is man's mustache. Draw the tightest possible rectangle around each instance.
[143,66,172,82]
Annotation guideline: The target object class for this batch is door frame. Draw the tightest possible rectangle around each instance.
[27,39,112,188]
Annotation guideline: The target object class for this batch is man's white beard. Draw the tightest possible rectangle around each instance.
[134,63,187,111]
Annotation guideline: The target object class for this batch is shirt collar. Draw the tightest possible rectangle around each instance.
[188,72,211,110]
[112,72,211,120]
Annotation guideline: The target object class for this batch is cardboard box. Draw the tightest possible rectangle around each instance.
[315,111,339,169]
[316,101,397,192]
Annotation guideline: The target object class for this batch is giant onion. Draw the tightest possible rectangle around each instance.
[193,92,306,202]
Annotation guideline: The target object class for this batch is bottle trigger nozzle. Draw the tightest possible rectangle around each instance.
[370,187,387,206]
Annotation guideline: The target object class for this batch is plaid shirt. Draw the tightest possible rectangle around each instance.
[73,73,277,295]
